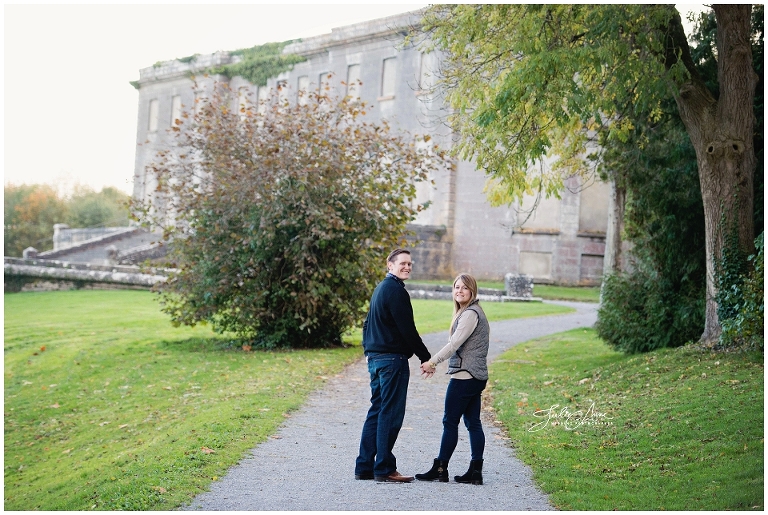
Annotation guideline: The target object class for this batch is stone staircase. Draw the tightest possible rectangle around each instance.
[35,228,166,266]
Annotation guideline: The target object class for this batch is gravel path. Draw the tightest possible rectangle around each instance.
[184,301,597,511]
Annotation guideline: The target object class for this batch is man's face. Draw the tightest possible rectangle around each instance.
[387,253,412,281]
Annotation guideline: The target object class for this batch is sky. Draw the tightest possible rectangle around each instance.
[4,3,707,197]
[3,3,428,196]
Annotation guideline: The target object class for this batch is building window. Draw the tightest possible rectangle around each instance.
[257,86,269,115]
[297,76,309,105]
[318,71,332,93]
[237,87,248,108]
[517,192,561,232]
[148,99,159,132]
[347,64,361,100]
[419,52,437,92]
[578,179,610,234]
[171,95,182,126]
[381,58,396,98]
[194,92,204,115]
[237,87,249,121]
[277,80,289,105]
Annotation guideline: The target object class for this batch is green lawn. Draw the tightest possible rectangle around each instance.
[412,279,601,303]
[489,328,764,510]
[533,284,600,303]
[4,289,571,510]
[10,289,757,510]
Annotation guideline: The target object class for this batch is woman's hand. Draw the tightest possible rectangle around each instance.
[420,361,436,378]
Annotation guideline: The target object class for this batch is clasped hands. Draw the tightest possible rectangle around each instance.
[420,361,436,379]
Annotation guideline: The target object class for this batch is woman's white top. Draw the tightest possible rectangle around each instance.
[429,309,479,380]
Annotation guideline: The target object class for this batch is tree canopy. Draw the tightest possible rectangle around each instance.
[421,4,684,204]
[422,4,760,345]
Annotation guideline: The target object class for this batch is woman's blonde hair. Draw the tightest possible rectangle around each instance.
[450,273,478,331]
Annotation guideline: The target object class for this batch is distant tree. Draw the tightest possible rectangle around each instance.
[4,183,67,256]
[4,184,131,257]
[422,4,759,345]
[68,186,130,228]
[133,81,447,348]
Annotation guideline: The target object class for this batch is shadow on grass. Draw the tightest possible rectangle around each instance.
[155,336,358,354]
[155,336,245,353]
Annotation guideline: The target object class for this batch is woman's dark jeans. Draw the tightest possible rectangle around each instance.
[355,353,410,477]
[437,377,487,462]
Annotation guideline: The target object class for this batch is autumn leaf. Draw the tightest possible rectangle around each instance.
[49,403,60,408]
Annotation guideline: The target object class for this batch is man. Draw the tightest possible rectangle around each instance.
[354,248,431,483]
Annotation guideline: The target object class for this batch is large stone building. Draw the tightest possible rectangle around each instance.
[131,11,610,285]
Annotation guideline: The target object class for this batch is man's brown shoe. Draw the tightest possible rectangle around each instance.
[375,471,414,483]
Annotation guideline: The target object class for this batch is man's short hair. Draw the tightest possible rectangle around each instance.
[387,248,411,263]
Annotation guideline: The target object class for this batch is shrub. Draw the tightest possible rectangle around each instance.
[596,269,705,354]
[133,81,449,348]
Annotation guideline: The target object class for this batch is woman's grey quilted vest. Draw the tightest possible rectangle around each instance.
[447,301,490,380]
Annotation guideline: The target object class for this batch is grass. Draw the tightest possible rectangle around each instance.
[3,289,571,510]
[489,328,764,510]
[412,279,600,303]
[533,284,600,303]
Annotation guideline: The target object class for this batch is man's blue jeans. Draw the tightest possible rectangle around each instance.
[355,353,410,477]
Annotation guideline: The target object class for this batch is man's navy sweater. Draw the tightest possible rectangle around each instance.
[362,273,431,363]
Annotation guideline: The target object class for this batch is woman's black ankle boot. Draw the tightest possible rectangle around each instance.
[454,459,483,485]
[415,458,449,482]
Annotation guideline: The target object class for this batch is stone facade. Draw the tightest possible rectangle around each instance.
[131,12,609,285]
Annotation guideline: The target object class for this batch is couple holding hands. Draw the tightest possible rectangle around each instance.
[354,249,489,485]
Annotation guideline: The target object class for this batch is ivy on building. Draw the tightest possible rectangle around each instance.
[130,41,304,90]
[209,41,305,86]
[177,54,199,64]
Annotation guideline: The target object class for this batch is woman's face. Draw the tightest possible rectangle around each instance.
[454,278,472,305]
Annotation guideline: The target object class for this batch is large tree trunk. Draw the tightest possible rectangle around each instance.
[667,5,757,345]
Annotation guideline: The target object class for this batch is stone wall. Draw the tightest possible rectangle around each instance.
[4,257,167,293]
[405,224,453,280]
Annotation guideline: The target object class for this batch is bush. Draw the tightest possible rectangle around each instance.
[718,232,764,351]
[596,270,705,353]
[134,81,449,348]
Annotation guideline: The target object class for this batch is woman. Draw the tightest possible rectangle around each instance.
[416,273,489,485]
